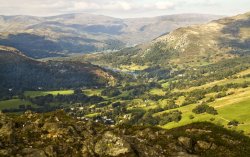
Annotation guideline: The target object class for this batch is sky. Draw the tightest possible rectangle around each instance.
[0,0,250,18]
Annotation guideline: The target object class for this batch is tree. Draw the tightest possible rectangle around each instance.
[19,104,25,110]
[206,106,218,115]
[228,120,239,126]
[158,110,182,125]
[74,89,82,95]
[189,115,195,119]
[101,88,121,97]
[192,104,218,115]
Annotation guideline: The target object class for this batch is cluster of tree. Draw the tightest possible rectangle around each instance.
[2,104,32,113]
[0,88,24,101]
[108,81,250,107]
[164,100,179,110]
[30,92,104,106]
[101,51,250,85]
[157,110,182,125]
[119,82,162,100]
[192,104,218,115]
[138,66,172,80]
[170,57,250,89]
[125,81,249,105]
[2,90,105,113]
[181,82,250,106]
[101,87,121,97]
[2,104,62,113]
[134,82,249,107]
[126,109,182,126]
[243,74,250,78]
[227,120,240,126]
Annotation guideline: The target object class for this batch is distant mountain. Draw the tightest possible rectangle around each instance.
[0,46,116,91]
[89,12,250,69]
[0,13,221,58]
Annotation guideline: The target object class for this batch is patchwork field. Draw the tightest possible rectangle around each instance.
[0,89,106,110]
[161,87,250,135]
[0,68,250,136]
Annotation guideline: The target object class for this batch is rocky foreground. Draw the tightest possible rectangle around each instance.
[0,111,250,157]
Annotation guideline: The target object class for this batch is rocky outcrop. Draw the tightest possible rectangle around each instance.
[95,131,135,156]
[0,111,249,157]
[0,113,15,144]
[21,148,47,157]
[178,137,193,151]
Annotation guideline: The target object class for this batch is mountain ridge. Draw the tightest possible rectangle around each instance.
[0,13,222,58]
[86,11,250,69]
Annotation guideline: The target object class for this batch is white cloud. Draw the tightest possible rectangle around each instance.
[155,2,175,10]
[116,1,133,10]
[0,0,176,15]
[69,0,173,12]
[0,0,249,17]
[73,2,101,10]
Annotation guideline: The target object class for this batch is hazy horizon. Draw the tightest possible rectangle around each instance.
[0,12,226,19]
[0,0,249,18]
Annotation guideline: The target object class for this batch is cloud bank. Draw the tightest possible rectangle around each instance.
[0,0,249,18]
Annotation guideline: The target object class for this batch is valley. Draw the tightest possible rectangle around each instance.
[1,58,250,134]
[0,10,250,157]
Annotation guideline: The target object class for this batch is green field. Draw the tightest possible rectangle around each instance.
[24,90,74,97]
[24,89,103,98]
[149,88,166,96]
[0,90,74,110]
[82,89,103,96]
[1,67,250,136]
[119,64,149,71]
[160,87,250,135]
[85,112,101,118]
[177,77,250,93]
[217,98,250,134]
[0,89,106,111]
[0,99,35,110]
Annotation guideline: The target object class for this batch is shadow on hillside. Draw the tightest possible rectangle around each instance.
[218,16,250,56]
[0,33,103,58]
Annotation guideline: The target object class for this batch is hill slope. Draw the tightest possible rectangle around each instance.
[0,46,116,91]
[0,13,221,58]
[90,12,250,69]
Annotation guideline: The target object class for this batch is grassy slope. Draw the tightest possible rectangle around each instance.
[120,67,250,135]
[149,88,166,96]
[148,68,250,135]
[174,77,250,93]
[160,87,250,135]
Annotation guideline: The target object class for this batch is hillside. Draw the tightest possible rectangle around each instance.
[1,2,250,157]
[0,111,250,157]
[89,12,250,70]
[0,46,116,92]
[42,12,250,136]
[0,13,221,58]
